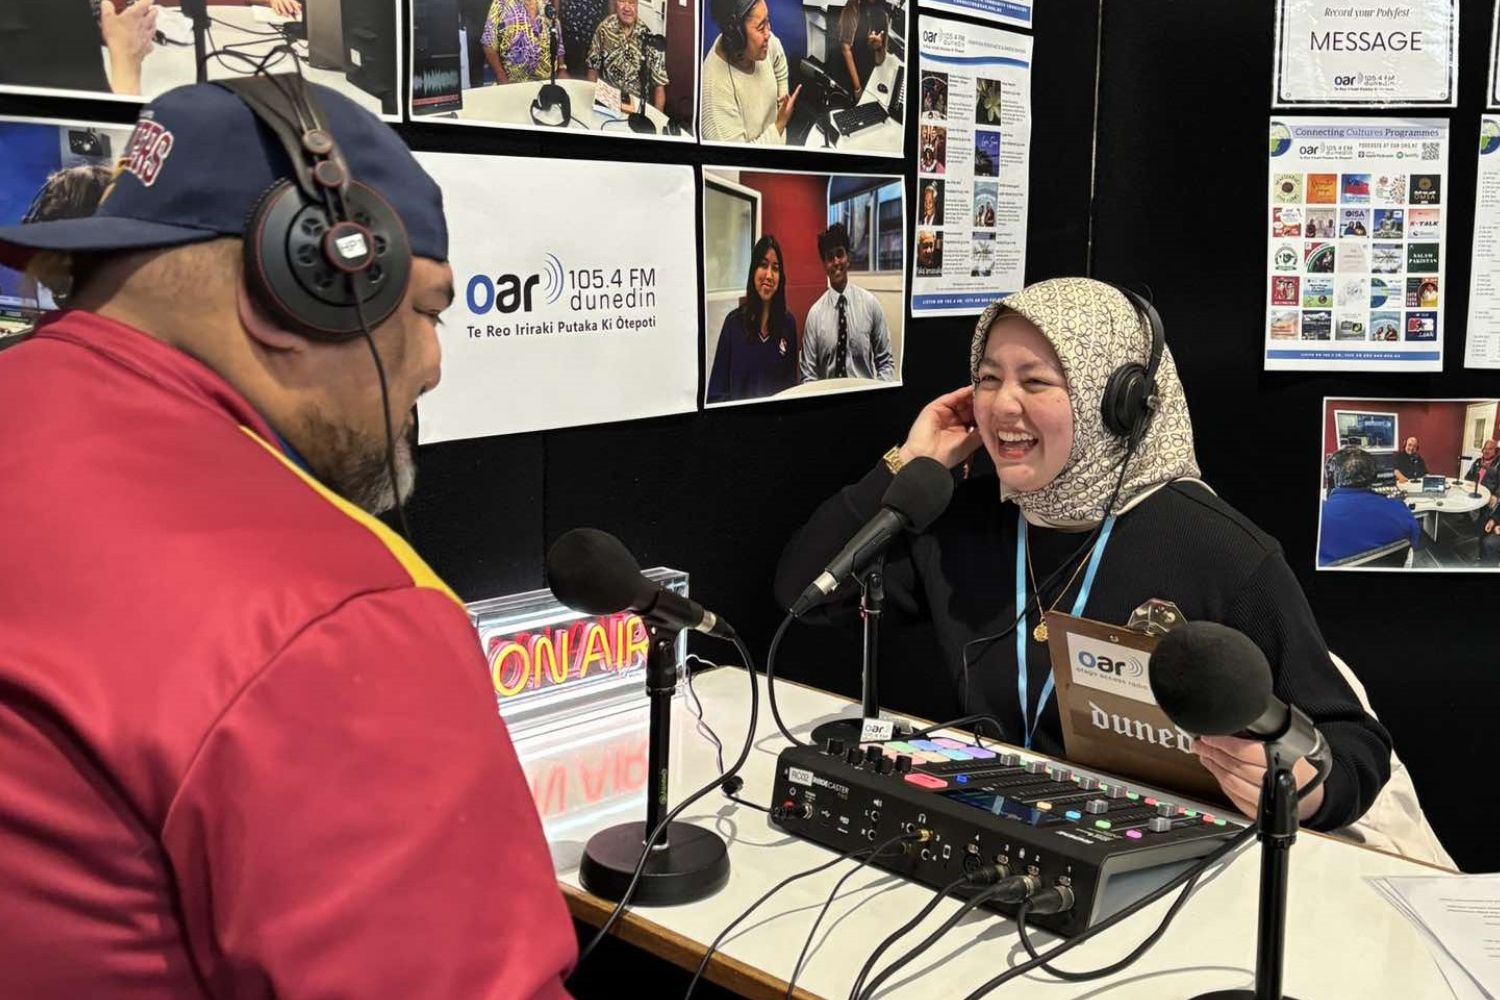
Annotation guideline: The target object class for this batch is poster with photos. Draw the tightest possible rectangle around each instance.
[701,167,905,408]
[1266,117,1449,371]
[0,115,138,340]
[0,0,401,121]
[409,0,698,141]
[911,16,1032,317]
[696,0,908,158]
[1317,397,1500,572]
[1465,117,1500,368]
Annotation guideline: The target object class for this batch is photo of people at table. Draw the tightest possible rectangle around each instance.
[411,0,697,136]
[0,117,134,342]
[697,0,906,156]
[1,0,399,118]
[1317,398,1500,571]
[702,168,903,407]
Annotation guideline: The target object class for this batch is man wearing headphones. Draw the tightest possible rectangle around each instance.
[777,279,1391,830]
[0,80,575,997]
[700,0,800,144]
[1319,447,1422,566]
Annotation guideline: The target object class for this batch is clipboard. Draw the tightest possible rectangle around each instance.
[1044,610,1226,805]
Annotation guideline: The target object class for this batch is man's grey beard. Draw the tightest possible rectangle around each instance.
[300,409,417,516]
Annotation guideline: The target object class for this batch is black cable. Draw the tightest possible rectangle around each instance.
[684,654,766,812]
[784,833,920,998]
[1014,866,1202,983]
[847,873,970,1000]
[957,824,1255,999]
[854,876,1033,1000]
[765,612,806,747]
[570,629,761,980]
[683,836,906,1000]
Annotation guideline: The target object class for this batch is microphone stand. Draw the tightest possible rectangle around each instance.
[810,559,906,746]
[181,0,209,83]
[578,622,730,905]
[1192,743,1305,1000]
[529,3,570,127]
[625,30,661,134]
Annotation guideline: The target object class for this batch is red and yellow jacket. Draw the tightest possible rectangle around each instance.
[0,311,575,999]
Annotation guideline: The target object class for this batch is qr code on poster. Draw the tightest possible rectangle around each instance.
[1421,142,1440,160]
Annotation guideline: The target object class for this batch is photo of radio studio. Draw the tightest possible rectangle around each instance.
[4,2,1500,1000]
[410,0,699,137]
[0,0,400,117]
[697,0,906,154]
[1319,399,1500,571]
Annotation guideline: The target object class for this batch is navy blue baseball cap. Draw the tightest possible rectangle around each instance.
[0,81,447,270]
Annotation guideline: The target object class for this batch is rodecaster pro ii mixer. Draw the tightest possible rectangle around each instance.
[768,735,1244,937]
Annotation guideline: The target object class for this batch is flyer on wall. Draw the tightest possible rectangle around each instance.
[1272,0,1458,108]
[910,17,1032,318]
[414,153,698,443]
[1265,116,1450,372]
[701,167,905,408]
[410,0,698,141]
[915,0,1031,30]
[0,0,402,121]
[1465,117,1500,368]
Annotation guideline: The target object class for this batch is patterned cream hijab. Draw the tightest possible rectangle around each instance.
[969,277,1202,525]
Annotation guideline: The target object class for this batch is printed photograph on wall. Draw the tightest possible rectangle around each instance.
[0,116,138,343]
[1317,397,1500,572]
[410,0,697,139]
[696,0,907,157]
[701,167,904,408]
[0,0,401,120]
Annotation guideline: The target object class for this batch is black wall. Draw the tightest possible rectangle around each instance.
[3,0,1490,871]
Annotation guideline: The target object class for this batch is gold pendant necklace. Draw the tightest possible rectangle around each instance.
[1025,527,1093,643]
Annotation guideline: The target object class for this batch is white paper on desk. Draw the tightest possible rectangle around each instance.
[1369,874,1500,999]
[253,6,296,24]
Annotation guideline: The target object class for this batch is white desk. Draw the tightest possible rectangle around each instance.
[1397,480,1492,540]
[444,78,677,134]
[138,7,385,118]
[558,667,1456,999]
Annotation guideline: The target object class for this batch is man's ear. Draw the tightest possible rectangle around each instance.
[237,277,307,353]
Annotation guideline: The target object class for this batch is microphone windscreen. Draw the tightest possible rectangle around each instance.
[883,457,955,532]
[545,527,649,616]
[1148,621,1274,736]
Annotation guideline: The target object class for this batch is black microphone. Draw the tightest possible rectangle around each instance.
[1149,621,1330,766]
[789,457,954,617]
[546,528,734,638]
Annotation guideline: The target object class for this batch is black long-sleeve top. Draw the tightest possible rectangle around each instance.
[773,462,1393,832]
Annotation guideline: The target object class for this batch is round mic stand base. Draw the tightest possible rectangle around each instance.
[579,820,730,905]
[1188,991,1302,1000]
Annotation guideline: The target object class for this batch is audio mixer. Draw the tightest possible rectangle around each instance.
[769,736,1244,937]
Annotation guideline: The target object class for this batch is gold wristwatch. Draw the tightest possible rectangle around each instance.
[882,446,905,475]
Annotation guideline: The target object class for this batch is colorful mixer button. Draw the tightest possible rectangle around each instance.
[1125,830,1144,840]
[940,749,972,760]
[1065,810,1082,821]
[904,773,948,790]
[963,746,997,759]
[1094,820,1112,830]
[933,738,967,749]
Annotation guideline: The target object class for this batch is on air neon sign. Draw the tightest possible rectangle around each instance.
[486,612,650,699]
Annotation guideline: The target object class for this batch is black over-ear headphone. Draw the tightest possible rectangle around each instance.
[1099,285,1165,449]
[713,0,759,56]
[218,75,412,343]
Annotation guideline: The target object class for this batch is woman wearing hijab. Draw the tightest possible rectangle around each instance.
[774,277,1391,830]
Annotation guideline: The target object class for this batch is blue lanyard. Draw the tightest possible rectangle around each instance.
[1014,509,1116,749]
